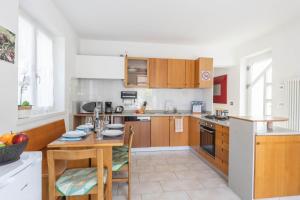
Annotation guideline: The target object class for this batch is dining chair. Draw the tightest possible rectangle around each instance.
[112,126,135,200]
[47,149,107,200]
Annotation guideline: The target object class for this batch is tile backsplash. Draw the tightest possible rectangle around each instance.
[71,79,212,112]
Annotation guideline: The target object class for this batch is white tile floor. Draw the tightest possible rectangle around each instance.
[112,150,241,200]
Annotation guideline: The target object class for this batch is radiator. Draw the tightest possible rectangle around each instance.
[286,79,300,131]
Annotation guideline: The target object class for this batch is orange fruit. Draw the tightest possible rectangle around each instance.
[0,132,15,145]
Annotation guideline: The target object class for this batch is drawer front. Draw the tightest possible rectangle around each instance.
[222,132,229,144]
[216,147,229,162]
[215,157,228,175]
[0,162,41,200]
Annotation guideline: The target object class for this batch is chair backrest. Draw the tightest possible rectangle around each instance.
[23,119,66,151]
[127,126,135,150]
[47,149,104,199]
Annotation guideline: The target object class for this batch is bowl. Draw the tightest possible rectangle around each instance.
[0,141,28,166]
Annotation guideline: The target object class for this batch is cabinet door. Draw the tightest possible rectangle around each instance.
[189,117,200,147]
[167,59,186,88]
[151,117,170,147]
[170,117,189,146]
[75,55,124,79]
[125,121,150,148]
[149,58,168,88]
[254,136,300,199]
[195,57,213,88]
[185,60,196,88]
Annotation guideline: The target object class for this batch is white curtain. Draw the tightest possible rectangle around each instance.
[18,16,35,105]
[36,30,54,108]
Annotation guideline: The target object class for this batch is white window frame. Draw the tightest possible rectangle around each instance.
[18,12,55,110]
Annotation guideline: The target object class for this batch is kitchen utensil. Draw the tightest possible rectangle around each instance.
[105,102,113,114]
[101,130,123,137]
[106,124,124,129]
[115,106,124,113]
[62,130,86,138]
[79,101,103,113]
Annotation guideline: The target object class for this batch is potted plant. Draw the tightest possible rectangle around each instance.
[18,74,32,111]
[18,100,32,110]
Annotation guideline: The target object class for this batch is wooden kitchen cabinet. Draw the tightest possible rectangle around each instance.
[125,57,149,88]
[189,117,200,151]
[195,57,213,88]
[185,60,196,88]
[254,135,300,199]
[215,124,229,175]
[169,116,189,146]
[167,59,186,88]
[151,117,170,147]
[149,58,168,88]
[125,121,151,148]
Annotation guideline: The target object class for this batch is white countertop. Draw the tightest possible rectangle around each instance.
[256,126,300,136]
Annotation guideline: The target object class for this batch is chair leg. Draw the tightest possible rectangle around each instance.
[128,167,131,200]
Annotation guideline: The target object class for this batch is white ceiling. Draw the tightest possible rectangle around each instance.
[53,0,300,46]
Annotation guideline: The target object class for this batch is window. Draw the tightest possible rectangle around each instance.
[246,52,272,116]
[18,15,54,109]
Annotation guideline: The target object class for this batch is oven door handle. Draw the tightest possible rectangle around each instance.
[200,127,215,134]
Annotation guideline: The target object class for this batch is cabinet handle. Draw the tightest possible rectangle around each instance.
[20,184,29,191]
[256,142,260,145]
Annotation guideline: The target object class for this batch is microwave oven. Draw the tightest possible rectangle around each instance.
[79,101,103,113]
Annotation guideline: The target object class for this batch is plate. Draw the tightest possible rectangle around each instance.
[63,130,86,138]
[106,124,124,129]
[77,124,93,129]
[101,130,123,137]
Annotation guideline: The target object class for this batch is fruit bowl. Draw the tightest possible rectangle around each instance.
[0,141,28,166]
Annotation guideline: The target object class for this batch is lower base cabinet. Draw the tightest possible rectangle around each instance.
[189,117,200,150]
[215,124,229,175]
[125,121,151,147]
[170,116,189,146]
[254,135,300,199]
[150,117,170,147]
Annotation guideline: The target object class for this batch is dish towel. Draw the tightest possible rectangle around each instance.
[175,118,183,133]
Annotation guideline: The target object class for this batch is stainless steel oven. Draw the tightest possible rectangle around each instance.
[200,120,216,157]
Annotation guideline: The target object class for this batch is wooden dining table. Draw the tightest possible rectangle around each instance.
[47,132,125,200]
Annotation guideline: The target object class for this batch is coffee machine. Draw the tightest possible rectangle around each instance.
[105,102,113,114]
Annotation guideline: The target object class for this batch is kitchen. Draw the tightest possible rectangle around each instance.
[1,0,300,200]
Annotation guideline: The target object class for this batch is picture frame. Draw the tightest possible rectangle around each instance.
[0,25,16,64]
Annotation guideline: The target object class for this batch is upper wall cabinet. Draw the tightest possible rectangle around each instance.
[167,59,186,88]
[149,58,168,88]
[125,57,149,88]
[195,57,213,88]
[185,60,196,88]
[74,55,125,79]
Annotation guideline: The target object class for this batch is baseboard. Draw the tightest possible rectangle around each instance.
[132,146,191,152]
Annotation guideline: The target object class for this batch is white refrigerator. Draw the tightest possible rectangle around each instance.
[0,152,42,200]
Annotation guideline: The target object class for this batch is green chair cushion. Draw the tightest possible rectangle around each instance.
[113,145,129,153]
[56,168,107,196]
[112,148,129,171]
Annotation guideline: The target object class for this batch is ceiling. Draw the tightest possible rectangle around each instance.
[53,0,300,46]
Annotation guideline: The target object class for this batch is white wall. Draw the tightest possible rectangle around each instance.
[0,0,78,133]
[0,0,19,133]
[213,67,240,115]
[19,0,79,130]
[79,39,236,67]
[235,17,300,117]
[72,79,212,112]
